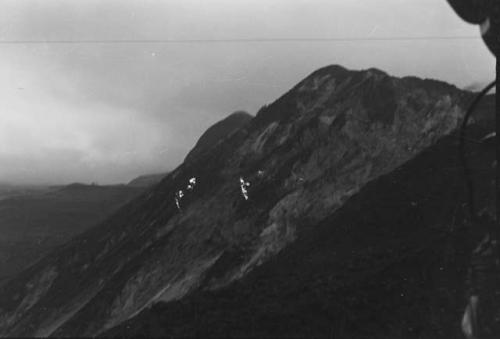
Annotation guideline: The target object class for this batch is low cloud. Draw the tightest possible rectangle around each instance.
[0,0,495,184]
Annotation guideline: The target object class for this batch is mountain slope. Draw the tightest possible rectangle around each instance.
[105,123,497,338]
[0,65,477,337]
[0,184,144,286]
[184,111,252,163]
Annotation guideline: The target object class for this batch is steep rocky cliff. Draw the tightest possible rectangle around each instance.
[0,65,477,337]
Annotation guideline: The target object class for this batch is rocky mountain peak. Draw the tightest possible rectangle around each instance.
[0,64,478,337]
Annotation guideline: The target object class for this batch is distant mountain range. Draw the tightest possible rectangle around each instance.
[0,64,495,338]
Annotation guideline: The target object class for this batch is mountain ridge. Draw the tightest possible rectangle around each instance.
[0,64,481,337]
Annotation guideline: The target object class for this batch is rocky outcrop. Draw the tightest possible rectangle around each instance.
[0,65,476,337]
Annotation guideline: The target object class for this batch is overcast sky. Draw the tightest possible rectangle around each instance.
[0,0,495,185]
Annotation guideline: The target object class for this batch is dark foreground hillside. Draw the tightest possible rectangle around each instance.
[105,123,497,338]
[0,184,144,285]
